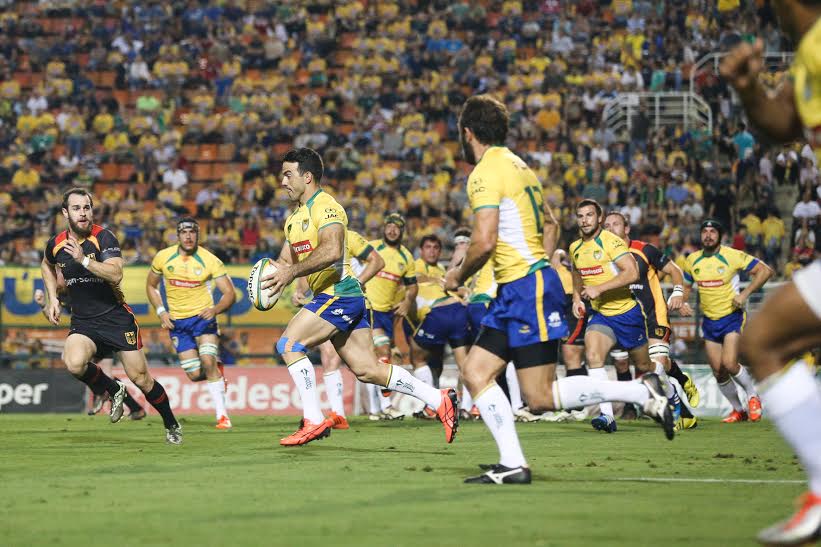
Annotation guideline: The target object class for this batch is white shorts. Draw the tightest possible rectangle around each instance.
[793,259,821,320]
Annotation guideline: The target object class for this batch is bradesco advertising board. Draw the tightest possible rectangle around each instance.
[0,369,85,412]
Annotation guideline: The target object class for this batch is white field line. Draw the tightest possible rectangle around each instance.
[611,477,804,485]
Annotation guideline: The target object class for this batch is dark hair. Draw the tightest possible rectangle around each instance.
[458,95,509,146]
[61,187,94,210]
[420,234,442,248]
[576,198,603,217]
[282,147,324,184]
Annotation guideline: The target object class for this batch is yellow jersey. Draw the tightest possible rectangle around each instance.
[569,229,636,316]
[364,240,416,312]
[467,146,548,284]
[284,189,362,297]
[682,246,759,320]
[793,16,821,162]
[414,258,451,321]
[346,229,374,278]
[150,245,228,320]
[556,262,573,295]
[468,261,497,303]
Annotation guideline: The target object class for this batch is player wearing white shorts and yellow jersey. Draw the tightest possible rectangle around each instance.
[721,6,821,540]
[445,96,673,484]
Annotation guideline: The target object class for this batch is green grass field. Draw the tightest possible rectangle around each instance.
[0,414,806,547]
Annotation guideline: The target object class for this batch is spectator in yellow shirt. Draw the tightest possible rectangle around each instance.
[11,160,40,193]
[762,208,786,268]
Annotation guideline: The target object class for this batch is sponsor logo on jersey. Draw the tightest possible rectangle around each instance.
[292,240,313,254]
[697,279,724,288]
[168,279,202,288]
[376,270,401,283]
[579,265,604,277]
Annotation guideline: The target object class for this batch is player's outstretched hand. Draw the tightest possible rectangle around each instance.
[580,285,602,301]
[667,294,683,312]
[158,311,174,330]
[732,294,747,310]
[719,38,764,95]
[46,299,61,325]
[393,299,411,319]
[261,265,295,295]
[198,307,216,321]
[572,297,585,319]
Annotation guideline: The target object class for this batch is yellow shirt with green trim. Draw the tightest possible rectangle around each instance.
[364,240,416,312]
[468,261,497,303]
[682,246,759,320]
[792,16,821,163]
[150,245,228,320]
[284,189,362,298]
[569,229,636,316]
[414,258,450,321]
[466,146,548,284]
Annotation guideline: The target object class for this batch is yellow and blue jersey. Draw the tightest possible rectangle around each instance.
[468,261,497,303]
[683,246,759,320]
[792,17,821,163]
[284,189,362,298]
[150,245,227,320]
[569,229,636,316]
[466,146,548,284]
[364,240,416,312]
[414,258,451,322]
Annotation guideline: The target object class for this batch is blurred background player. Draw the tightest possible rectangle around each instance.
[261,148,457,446]
[42,188,181,444]
[721,1,821,541]
[146,217,236,430]
[681,219,772,423]
[571,199,676,434]
[447,96,672,484]
[291,228,385,429]
[602,212,700,429]
[363,212,418,420]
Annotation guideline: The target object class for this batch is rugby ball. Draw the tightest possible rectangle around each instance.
[248,258,281,311]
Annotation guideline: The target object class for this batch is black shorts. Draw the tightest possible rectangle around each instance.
[475,326,560,369]
[564,300,587,346]
[646,324,671,343]
[70,305,143,356]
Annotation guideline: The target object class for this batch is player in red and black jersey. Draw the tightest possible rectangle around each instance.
[41,187,181,444]
[603,212,700,427]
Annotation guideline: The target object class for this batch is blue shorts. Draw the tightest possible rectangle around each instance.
[305,293,370,333]
[587,305,647,350]
[170,315,219,353]
[414,302,471,348]
[482,266,568,348]
[467,301,490,341]
[702,310,745,343]
[371,310,395,339]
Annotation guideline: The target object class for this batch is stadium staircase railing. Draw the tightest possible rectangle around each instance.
[602,92,712,136]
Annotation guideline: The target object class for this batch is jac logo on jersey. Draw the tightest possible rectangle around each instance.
[169,279,202,288]
[377,271,401,283]
[698,279,724,288]
[292,240,313,254]
[579,266,604,277]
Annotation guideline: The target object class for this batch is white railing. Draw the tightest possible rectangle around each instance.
[689,51,794,94]
[602,92,712,135]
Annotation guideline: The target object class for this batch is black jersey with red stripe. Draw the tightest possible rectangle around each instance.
[44,224,125,319]
[627,239,670,330]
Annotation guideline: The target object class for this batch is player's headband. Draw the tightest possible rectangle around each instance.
[700,219,723,235]
[384,213,405,229]
[454,235,470,245]
[177,219,200,233]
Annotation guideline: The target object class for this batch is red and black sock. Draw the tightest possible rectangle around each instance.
[78,363,120,397]
[124,393,142,413]
[667,360,689,387]
[566,366,588,377]
[142,381,178,429]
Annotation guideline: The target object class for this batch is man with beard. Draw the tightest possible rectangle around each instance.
[681,220,772,423]
[361,212,418,420]
[146,217,237,430]
[260,148,457,446]
[445,96,672,485]
[41,188,182,444]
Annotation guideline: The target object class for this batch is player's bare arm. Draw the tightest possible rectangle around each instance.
[580,253,639,301]
[40,256,61,325]
[394,282,416,319]
[542,201,560,257]
[571,265,585,319]
[146,270,174,329]
[445,208,497,290]
[719,38,803,142]
[262,223,344,294]
[357,249,384,285]
[63,235,124,285]
[661,261,686,311]
[291,276,311,307]
[200,275,236,320]
[733,260,773,310]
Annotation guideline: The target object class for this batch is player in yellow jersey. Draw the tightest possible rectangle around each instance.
[571,199,676,434]
[259,148,457,446]
[291,228,385,429]
[146,217,236,429]
[681,219,772,424]
[721,4,821,540]
[445,97,672,484]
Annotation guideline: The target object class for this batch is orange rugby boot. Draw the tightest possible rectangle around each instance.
[436,388,459,443]
[722,410,749,423]
[280,418,333,446]
[748,396,763,422]
[215,415,233,430]
[329,411,350,430]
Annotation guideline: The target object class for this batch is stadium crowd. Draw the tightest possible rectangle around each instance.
[0,0,817,278]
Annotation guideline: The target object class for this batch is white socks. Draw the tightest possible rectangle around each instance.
[553,375,650,409]
[461,385,473,410]
[475,383,527,468]
[206,379,228,420]
[717,378,744,412]
[387,364,442,408]
[732,365,758,398]
[654,361,675,399]
[505,362,523,410]
[759,361,821,494]
[588,367,614,417]
[323,370,345,417]
[413,365,435,386]
[366,382,382,415]
[288,357,324,423]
